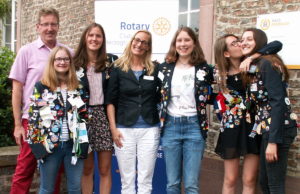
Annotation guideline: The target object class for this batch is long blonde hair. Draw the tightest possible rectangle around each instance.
[114,30,154,75]
[41,46,79,91]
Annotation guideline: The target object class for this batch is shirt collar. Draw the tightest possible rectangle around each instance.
[37,37,58,50]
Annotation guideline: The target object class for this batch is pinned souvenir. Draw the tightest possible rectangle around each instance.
[78,123,89,143]
[196,69,206,81]
[250,83,258,92]
[285,120,290,125]
[164,82,169,88]
[158,71,164,81]
[290,113,298,120]
[51,126,59,133]
[37,100,47,107]
[47,93,57,102]
[240,101,246,110]
[68,96,85,108]
[256,123,262,134]
[57,110,64,116]
[42,119,52,128]
[76,67,84,79]
[261,121,266,129]
[42,89,49,101]
[285,97,291,105]
[267,118,271,124]
[39,106,55,120]
[50,135,59,143]
[223,93,233,102]
[55,104,61,110]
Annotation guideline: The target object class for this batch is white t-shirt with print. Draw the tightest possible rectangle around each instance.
[167,66,197,117]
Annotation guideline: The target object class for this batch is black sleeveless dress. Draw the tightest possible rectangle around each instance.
[215,73,261,159]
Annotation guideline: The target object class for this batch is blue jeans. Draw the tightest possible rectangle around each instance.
[39,140,83,194]
[161,115,205,194]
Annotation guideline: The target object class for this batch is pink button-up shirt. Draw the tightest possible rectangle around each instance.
[9,37,69,119]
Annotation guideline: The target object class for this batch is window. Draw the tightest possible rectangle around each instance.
[3,15,12,48]
[178,0,200,33]
[1,0,17,51]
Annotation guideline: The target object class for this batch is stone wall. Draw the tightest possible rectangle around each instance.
[19,0,95,50]
[9,0,300,189]
[207,0,300,177]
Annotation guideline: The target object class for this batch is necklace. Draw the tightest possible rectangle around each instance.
[235,75,238,82]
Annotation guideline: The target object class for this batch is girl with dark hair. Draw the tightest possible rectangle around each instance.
[214,34,282,194]
[27,46,89,194]
[158,26,214,194]
[241,28,297,194]
[73,23,118,194]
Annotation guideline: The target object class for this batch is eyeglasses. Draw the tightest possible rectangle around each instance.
[230,40,240,47]
[133,38,149,47]
[39,23,59,28]
[54,57,70,63]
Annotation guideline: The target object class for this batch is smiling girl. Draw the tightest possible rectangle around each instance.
[73,23,118,194]
[158,27,214,194]
[27,46,89,194]
[241,28,297,194]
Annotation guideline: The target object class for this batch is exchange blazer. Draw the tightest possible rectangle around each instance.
[105,65,160,126]
[158,61,214,140]
[248,57,297,143]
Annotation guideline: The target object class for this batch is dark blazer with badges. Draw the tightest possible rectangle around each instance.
[27,81,89,150]
[158,62,214,140]
[105,65,160,126]
[76,53,118,106]
[248,58,297,143]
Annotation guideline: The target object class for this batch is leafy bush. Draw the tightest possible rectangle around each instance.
[0,46,15,147]
[0,0,11,19]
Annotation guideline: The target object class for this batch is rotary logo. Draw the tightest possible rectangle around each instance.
[259,18,271,31]
[152,17,171,36]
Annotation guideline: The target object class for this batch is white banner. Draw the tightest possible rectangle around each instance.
[257,11,300,68]
[95,0,179,63]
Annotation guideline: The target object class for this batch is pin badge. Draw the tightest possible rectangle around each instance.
[285,97,290,105]
[290,113,298,120]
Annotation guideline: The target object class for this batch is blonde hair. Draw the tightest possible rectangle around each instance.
[41,46,79,91]
[115,30,154,75]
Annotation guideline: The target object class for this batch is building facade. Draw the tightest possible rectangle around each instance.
[14,0,300,178]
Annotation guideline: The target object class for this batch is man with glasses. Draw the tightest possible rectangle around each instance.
[9,8,70,194]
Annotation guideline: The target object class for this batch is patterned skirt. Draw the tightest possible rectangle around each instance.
[88,105,113,151]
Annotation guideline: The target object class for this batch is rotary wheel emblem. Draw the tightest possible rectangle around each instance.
[152,17,171,36]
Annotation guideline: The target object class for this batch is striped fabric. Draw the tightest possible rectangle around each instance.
[60,89,70,141]
[87,65,104,105]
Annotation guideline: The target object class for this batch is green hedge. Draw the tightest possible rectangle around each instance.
[0,46,15,147]
[0,0,11,19]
